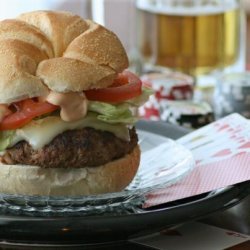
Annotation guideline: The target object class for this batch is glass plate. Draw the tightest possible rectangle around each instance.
[0,129,195,217]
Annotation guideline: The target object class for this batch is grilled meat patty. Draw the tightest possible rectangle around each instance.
[2,127,138,168]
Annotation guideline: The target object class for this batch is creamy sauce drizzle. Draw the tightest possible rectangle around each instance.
[46,92,88,122]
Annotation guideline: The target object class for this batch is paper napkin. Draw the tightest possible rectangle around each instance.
[145,113,250,208]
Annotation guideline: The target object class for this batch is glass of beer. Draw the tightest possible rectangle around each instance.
[136,0,246,83]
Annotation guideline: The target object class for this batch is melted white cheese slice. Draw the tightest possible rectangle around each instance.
[10,113,130,150]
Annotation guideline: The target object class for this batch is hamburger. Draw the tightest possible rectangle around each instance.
[0,11,151,196]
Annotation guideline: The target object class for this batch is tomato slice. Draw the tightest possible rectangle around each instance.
[0,99,58,130]
[85,71,142,103]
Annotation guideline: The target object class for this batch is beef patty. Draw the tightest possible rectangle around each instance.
[2,127,138,168]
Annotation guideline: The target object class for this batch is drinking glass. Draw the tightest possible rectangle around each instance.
[136,0,246,84]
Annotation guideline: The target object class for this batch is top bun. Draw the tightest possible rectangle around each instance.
[0,11,128,104]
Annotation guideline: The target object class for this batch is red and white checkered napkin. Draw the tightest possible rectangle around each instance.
[144,113,250,208]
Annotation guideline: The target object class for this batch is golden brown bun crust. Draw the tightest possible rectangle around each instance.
[0,19,54,58]
[64,20,128,73]
[0,39,49,103]
[0,146,140,196]
[18,10,89,57]
[0,10,128,103]
[37,58,116,92]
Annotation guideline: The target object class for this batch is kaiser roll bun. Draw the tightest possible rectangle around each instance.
[0,10,128,104]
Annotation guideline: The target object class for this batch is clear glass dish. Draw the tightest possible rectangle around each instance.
[0,129,195,217]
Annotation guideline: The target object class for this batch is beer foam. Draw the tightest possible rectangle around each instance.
[137,0,239,16]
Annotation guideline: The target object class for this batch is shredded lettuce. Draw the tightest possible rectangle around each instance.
[96,110,138,124]
[125,87,154,107]
[88,102,136,124]
[88,87,153,124]
[0,130,14,151]
[88,101,130,117]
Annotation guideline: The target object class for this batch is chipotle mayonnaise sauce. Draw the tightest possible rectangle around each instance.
[46,92,88,122]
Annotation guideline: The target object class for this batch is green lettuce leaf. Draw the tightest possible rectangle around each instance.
[0,130,14,151]
[88,101,130,117]
[96,111,138,124]
[88,101,137,124]
[125,87,154,107]
[88,87,153,124]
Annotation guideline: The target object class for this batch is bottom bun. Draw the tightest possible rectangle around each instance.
[0,146,140,196]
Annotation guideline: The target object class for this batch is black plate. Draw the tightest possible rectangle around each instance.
[0,121,249,247]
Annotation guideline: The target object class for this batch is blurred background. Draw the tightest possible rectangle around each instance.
[1,0,248,62]
[1,0,249,66]
[1,0,250,129]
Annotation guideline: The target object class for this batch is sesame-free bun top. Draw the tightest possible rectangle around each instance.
[0,10,129,104]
